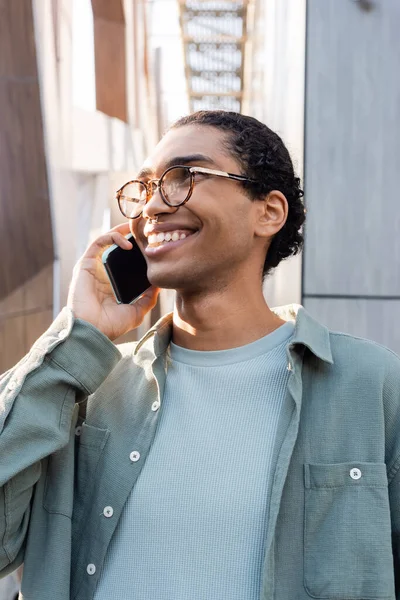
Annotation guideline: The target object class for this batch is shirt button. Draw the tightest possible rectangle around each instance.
[287,363,292,371]
[58,329,68,340]
[103,506,114,518]
[75,426,82,436]
[350,467,362,480]
[86,563,96,575]
[7,380,18,391]
[130,451,141,462]
[151,400,160,412]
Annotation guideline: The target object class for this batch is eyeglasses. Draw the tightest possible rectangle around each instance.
[116,165,256,219]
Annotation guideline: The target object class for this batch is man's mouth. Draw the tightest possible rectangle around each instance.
[146,229,196,248]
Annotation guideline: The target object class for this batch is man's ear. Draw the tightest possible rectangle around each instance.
[254,190,288,239]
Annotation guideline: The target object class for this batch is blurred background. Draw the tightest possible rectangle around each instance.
[0,0,400,596]
[1,0,400,369]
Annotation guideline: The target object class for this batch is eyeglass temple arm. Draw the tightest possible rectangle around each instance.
[189,166,254,182]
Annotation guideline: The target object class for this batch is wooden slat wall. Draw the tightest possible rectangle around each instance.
[0,0,54,300]
[303,0,400,353]
[0,265,53,372]
[91,0,127,122]
[0,1,54,373]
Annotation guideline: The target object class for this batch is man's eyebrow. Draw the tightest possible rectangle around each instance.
[135,154,217,180]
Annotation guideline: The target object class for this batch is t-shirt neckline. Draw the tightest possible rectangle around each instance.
[168,321,295,367]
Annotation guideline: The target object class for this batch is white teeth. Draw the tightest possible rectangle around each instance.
[147,230,192,246]
[148,234,158,245]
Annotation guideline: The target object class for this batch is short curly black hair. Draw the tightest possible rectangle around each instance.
[170,110,305,278]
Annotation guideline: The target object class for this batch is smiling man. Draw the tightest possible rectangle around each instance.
[1,111,400,600]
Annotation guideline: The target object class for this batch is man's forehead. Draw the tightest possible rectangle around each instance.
[141,125,229,174]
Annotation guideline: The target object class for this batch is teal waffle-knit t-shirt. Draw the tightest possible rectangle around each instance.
[94,321,295,600]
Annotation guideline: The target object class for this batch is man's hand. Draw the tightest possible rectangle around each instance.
[67,223,160,341]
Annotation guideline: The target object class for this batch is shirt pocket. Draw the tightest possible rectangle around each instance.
[71,422,109,549]
[304,462,394,600]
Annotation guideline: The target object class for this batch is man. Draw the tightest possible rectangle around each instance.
[0,110,399,600]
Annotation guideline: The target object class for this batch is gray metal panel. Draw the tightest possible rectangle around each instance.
[304,0,400,296]
[303,297,400,355]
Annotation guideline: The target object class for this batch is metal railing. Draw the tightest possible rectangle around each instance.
[178,0,249,112]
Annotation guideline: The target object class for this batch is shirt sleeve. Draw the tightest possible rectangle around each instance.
[389,466,400,597]
[384,351,400,598]
[0,307,121,573]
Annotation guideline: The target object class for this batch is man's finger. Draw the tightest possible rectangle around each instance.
[109,222,131,234]
[83,228,133,259]
[135,287,160,311]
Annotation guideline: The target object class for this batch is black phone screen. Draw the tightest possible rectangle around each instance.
[103,234,151,304]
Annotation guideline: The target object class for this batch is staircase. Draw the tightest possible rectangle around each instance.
[178,0,249,112]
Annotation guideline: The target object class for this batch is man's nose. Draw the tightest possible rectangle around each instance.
[142,181,177,220]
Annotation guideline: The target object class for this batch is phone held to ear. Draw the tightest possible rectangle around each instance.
[102,234,151,304]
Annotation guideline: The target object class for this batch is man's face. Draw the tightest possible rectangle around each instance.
[130,124,265,292]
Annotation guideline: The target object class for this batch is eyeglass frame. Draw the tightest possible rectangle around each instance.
[116,165,257,219]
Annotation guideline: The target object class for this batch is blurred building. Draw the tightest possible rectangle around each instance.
[1,0,400,364]
[242,0,306,312]
[179,0,248,112]
[243,0,400,354]
[1,0,400,596]
[0,0,179,374]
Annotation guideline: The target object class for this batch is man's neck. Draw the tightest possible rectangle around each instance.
[172,286,286,351]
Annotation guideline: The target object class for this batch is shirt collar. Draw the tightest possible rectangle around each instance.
[272,304,333,364]
[134,304,333,365]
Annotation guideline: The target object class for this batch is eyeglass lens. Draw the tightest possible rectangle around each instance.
[118,181,147,218]
[118,167,192,218]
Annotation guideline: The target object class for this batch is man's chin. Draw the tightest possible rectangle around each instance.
[147,270,182,290]
[147,268,200,293]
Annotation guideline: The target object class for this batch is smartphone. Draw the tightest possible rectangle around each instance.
[102,234,151,304]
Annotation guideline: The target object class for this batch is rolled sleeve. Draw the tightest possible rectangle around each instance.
[1,308,121,433]
[50,316,122,395]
